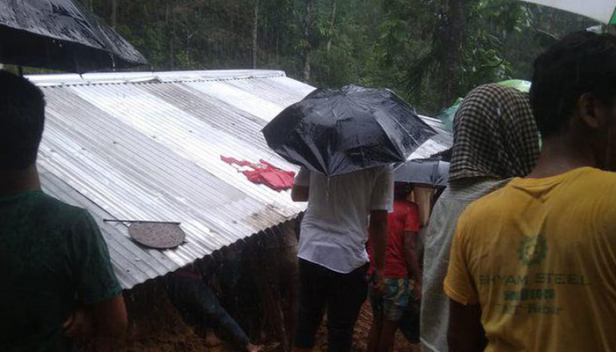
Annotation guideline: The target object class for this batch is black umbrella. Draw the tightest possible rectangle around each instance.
[263,85,436,176]
[0,0,148,72]
[394,158,450,187]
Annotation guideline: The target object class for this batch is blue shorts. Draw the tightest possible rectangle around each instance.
[370,278,410,321]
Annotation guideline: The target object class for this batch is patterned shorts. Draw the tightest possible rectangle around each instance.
[370,278,410,321]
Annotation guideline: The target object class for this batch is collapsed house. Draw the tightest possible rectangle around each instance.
[28,70,451,351]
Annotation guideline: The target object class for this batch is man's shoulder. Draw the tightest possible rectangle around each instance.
[458,185,511,222]
[35,192,92,224]
[353,165,392,177]
[373,164,393,175]
[39,191,87,211]
[323,165,391,185]
[575,167,616,190]
[462,168,616,218]
[569,168,616,210]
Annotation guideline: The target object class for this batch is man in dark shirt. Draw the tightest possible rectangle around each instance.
[0,70,127,352]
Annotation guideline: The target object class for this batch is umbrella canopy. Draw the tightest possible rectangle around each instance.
[0,0,148,72]
[394,158,450,187]
[520,0,616,24]
[262,85,436,176]
[437,79,531,132]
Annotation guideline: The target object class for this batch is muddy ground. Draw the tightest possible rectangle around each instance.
[120,280,416,352]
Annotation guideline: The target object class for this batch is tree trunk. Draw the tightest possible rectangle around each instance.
[303,53,311,82]
[276,32,280,64]
[111,0,118,29]
[440,0,469,107]
[327,0,337,53]
[252,0,259,69]
[167,2,175,70]
[303,0,314,82]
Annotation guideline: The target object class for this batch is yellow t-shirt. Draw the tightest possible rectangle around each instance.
[444,167,616,352]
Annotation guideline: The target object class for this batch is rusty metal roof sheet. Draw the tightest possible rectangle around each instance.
[29,70,451,289]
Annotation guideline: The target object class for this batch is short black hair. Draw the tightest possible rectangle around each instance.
[0,70,46,169]
[394,182,412,200]
[530,31,616,138]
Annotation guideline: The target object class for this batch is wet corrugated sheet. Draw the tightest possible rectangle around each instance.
[409,115,453,159]
[28,70,451,289]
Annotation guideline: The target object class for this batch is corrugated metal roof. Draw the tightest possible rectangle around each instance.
[28,70,451,290]
[409,115,453,160]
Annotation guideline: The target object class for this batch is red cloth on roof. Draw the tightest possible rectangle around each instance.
[221,156,295,191]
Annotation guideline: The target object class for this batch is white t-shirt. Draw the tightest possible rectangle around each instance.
[295,166,394,274]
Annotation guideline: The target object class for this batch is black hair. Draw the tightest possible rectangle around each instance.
[394,182,412,200]
[0,70,46,169]
[530,31,616,138]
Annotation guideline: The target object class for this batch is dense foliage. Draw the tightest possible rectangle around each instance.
[72,0,597,114]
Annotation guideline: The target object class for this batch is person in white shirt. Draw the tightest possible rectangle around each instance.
[291,165,393,352]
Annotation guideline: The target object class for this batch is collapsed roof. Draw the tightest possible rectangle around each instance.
[28,70,451,289]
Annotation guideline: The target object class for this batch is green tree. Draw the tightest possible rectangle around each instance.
[61,0,599,116]
[373,0,527,114]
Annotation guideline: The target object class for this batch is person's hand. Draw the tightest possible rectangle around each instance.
[371,269,385,296]
[62,306,94,342]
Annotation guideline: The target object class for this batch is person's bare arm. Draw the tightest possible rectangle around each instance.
[291,185,309,202]
[448,299,487,352]
[63,306,94,342]
[403,230,422,298]
[369,210,388,293]
[67,211,128,351]
[90,294,128,351]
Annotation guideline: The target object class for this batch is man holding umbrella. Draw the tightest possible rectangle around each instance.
[291,164,393,352]
[263,85,436,352]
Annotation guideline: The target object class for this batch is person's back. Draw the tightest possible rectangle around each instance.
[384,198,419,278]
[366,187,420,352]
[0,70,127,352]
[298,166,392,273]
[368,198,420,279]
[421,178,509,351]
[292,166,392,352]
[420,84,540,352]
[446,167,616,351]
[0,191,120,351]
